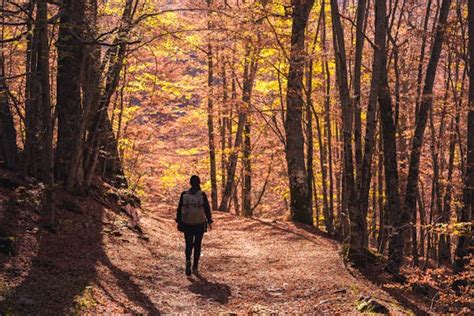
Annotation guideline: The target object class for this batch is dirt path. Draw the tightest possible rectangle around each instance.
[89,204,413,314]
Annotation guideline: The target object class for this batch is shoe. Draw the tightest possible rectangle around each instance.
[192,265,199,274]
[185,261,191,276]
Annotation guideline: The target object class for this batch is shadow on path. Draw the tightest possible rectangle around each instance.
[0,189,161,315]
[188,273,231,304]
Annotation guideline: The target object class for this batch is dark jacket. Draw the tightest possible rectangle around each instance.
[176,189,213,233]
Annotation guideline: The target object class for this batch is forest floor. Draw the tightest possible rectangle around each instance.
[1,171,458,315]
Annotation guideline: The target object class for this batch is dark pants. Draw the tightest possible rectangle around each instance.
[184,231,204,267]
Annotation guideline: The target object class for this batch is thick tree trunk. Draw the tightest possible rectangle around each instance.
[67,0,100,191]
[453,0,473,275]
[400,0,452,272]
[0,56,19,169]
[284,0,315,225]
[55,0,85,182]
[84,0,135,189]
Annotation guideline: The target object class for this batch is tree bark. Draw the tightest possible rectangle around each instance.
[380,60,402,272]
[352,0,368,189]
[84,0,135,189]
[285,0,315,225]
[55,0,86,182]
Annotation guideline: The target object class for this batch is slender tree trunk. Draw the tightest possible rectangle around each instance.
[377,129,387,253]
[36,0,55,227]
[242,107,252,216]
[305,60,314,223]
[24,0,39,178]
[221,58,228,192]
[352,0,368,189]
[359,0,386,249]
[376,0,403,271]
[284,0,315,225]
[206,0,218,210]
[417,187,426,259]
[330,0,365,263]
[315,74,330,232]
[321,0,334,234]
[219,47,257,212]
[453,0,473,275]
[415,0,433,120]
[440,118,456,262]
[398,0,452,272]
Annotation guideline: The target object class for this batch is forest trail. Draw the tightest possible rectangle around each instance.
[89,203,415,314]
[0,181,428,315]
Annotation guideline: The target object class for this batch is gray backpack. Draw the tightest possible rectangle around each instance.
[181,190,206,225]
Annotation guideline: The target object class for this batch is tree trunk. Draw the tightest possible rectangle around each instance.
[358,0,386,250]
[219,46,257,212]
[320,0,334,234]
[207,0,218,210]
[352,0,368,189]
[330,0,365,263]
[84,0,135,189]
[0,56,19,169]
[380,65,402,272]
[284,0,315,225]
[67,0,100,191]
[305,59,315,224]
[401,0,452,272]
[453,0,473,275]
[24,0,40,178]
[220,58,228,192]
[242,110,252,216]
[55,0,85,182]
[36,0,55,227]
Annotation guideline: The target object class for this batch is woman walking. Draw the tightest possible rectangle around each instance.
[176,175,213,276]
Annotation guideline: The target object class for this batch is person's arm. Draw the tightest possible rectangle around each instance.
[176,192,184,223]
[202,192,213,224]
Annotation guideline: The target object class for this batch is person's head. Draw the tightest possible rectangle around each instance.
[190,175,201,190]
